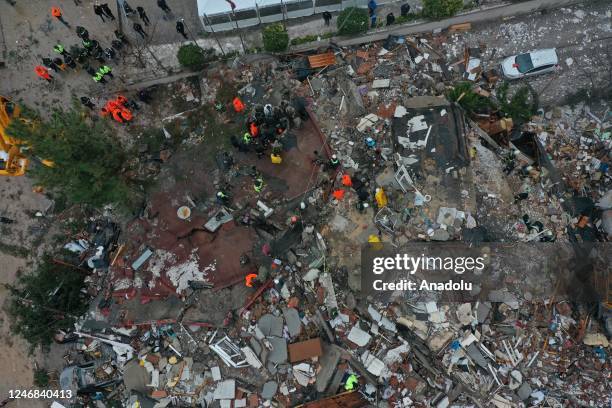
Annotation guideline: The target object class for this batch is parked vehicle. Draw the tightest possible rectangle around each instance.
[501,48,559,79]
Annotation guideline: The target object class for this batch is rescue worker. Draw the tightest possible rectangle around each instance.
[386,12,395,25]
[329,154,340,169]
[400,3,410,17]
[111,39,124,51]
[111,108,124,123]
[253,175,264,193]
[51,6,70,27]
[82,38,93,50]
[53,44,68,56]
[80,96,95,110]
[322,11,332,26]
[76,26,89,40]
[138,89,152,104]
[35,65,53,81]
[216,191,230,205]
[42,57,59,72]
[92,47,106,63]
[114,30,130,45]
[99,65,113,79]
[53,57,66,71]
[123,1,136,17]
[242,132,252,145]
[249,121,259,137]
[232,97,245,113]
[93,71,106,84]
[104,47,116,61]
[344,374,359,391]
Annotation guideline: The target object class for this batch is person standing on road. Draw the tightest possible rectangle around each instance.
[137,7,151,26]
[123,1,136,17]
[100,3,116,20]
[157,0,171,13]
[93,3,107,22]
[51,6,70,27]
[76,26,89,40]
[176,19,188,39]
[386,12,395,25]
[400,3,410,17]
[133,22,147,39]
[322,11,331,26]
[64,54,77,69]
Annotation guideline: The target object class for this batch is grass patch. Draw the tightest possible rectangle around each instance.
[290,32,335,46]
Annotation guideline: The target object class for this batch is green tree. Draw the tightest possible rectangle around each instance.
[422,0,463,19]
[6,106,131,208]
[337,7,369,36]
[8,257,88,352]
[497,82,537,123]
[177,44,216,70]
[262,23,289,52]
[448,82,493,115]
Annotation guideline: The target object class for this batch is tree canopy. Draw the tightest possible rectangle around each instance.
[7,106,131,208]
[262,23,289,52]
[8,256,88,352]
[177,44,216,70]
[337,7,369,36]
[422,0,463,19]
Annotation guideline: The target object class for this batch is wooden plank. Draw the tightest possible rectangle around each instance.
[449,22,472,32]
[308,52,336,68]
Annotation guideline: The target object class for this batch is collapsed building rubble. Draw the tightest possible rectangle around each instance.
[47,16,611,408]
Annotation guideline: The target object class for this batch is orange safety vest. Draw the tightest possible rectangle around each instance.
[250,122,258,137]
[232,97,245,113]
[116,95,128,105]
[332,189,345,201]
[120,108,133,122]
[34,66,50,79]
[342,174,352,187]
[111,109,124,123]
[51,7,62,17]
[107,100,120,111]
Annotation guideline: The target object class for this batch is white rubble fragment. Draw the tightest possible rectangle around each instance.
[347,325,372,347]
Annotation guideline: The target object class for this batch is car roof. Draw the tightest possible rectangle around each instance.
[529,49,558,67]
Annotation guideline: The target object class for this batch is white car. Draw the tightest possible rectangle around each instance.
[501,48,559,79]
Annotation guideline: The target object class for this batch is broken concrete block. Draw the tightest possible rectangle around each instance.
[211,366,221,381]
[258,314,284,337]
[347,325,372,347]
[427,330,453,352]
[261,381,278,400]
[372,79,391,89]
[283,307,302,338]
[213,379,235,400]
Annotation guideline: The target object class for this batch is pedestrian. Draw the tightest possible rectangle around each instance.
[35,65,53,81]
[157,0,171,13]
[322,11,331,26]
[0,216,14,224]
[123,1,136,17]
[76,48,88,64]
[42,57,59,72]
[137,7,150,26]
[53,44,68,57]
[176,19,188,39]
[400,3,410,17]
[104,47,116,60]
[115,30,130,45]
[133,22,147,39]
[51,6,70,27]
[367,0,377,16]
[329,154,340,169]
[93,3,106,22]
[80,96,95,110]
[371,14,377,28]
[100,3,115,20]
[386,12,395,26]
[64,54,77,69]
[99,65,113,79]
[253,175,264,193]
[76,26,89,40]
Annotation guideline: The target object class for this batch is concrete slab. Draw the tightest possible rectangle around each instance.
[262,381,278,400]
[283,307,302,338]
[267,336,288,364]
[316,342,342,393]
[258,314,284,338]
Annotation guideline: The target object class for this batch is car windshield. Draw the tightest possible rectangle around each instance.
[515,53,534,73]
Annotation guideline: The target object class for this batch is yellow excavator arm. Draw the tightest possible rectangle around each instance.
[0,96,29,176]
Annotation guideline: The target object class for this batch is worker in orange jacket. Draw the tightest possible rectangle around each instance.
[51,7,70,27]
[34,65,53,81]
[233,97,245,113]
